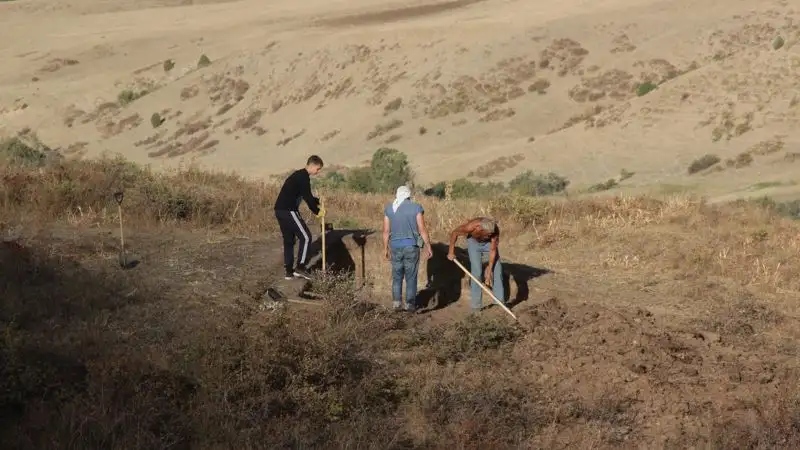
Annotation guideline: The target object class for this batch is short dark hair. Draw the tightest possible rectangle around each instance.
[306,155,324,167]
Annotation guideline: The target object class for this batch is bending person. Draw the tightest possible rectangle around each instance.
[447,217,505,312]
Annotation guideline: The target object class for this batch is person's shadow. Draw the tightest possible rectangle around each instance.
[305,228,375,278]
[416,243,551,312]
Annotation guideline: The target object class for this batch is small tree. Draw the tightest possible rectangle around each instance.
[313,171,346,190]
[369,147,413,193]
[345,167,374,193]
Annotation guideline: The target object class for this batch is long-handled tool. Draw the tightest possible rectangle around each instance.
[452,258,518,321]
[113,191,127,268]
[320,198,326,273]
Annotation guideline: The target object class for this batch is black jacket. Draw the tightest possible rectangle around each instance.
[274,169,320,214]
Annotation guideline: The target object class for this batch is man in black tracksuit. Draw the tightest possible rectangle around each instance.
[274,155,325,280]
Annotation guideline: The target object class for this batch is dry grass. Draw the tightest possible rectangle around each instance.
[2,149,800,449]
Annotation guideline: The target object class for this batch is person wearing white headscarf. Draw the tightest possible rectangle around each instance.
[392,185,412,213]
[383,185,432,312]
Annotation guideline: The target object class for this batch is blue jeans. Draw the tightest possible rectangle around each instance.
[391,246,420,309]
[467,237,504,310]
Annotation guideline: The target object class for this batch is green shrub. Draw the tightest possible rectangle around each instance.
[423,182,447,198]
[0,137,48,167]
[313,170,347,190]
[150,113,164,128]
[636,82,658,96]
[118,90,146,106]
[369,147,413,193]
[197,54,211,68]
[509,171,569,196]
[345,167,375,193]
[422,179,508,199]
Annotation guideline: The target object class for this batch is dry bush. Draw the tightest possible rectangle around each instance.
[539,38,588,76]
[611,34,636,53]
[39,58,79,73]
[569,69,634,102]
[479,108,516,122]
[206,75,250,106]
[234,110,263,131]
[554,105,604,132]
[413,57,537,119]
[383,97,403,115]
[749,138,785,156]
[468,154,525,178]
[173,116,213,139]
[709,110,755,142]
[725,152,754,168]
[0,153,279,232]
[688,154,721,174]
[321,129,340,141]
[366,119,403,140]
[528,78,551,94]
[180,85,200,100]
[632,58,680,85]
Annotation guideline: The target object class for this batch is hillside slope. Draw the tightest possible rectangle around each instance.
[1,0,799,200]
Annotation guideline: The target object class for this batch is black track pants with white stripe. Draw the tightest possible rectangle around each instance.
[275,209,313,272]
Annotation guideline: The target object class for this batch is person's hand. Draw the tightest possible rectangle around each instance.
[447,251,455,261]
[384,248,391,261]
[425,246,433,260]
[484,267,493,287]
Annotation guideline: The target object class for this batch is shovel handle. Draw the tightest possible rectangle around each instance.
[452,258,517,321]
[320,198,326,273]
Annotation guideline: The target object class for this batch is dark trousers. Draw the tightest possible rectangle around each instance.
[274,209,313,272]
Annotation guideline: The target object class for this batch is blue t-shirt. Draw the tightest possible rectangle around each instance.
[384,200,424,249]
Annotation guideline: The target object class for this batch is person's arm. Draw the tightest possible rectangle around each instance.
[383,214,391,258]
[299,172,320,215]
[416,211,432,257]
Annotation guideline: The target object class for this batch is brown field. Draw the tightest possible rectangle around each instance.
[2,149,800,449]
[2,0,800,448]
